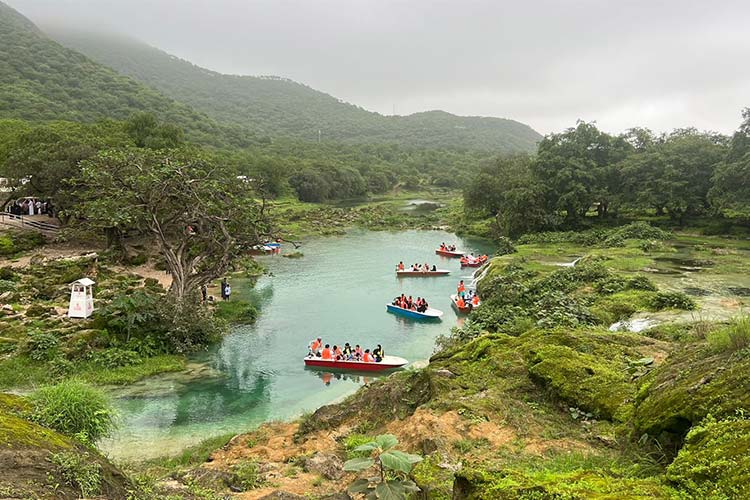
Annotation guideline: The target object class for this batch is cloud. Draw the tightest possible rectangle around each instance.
[7,0,750,135]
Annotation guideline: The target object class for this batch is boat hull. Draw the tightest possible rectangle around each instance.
[460,257,487,268]
[304,355,407,372]
[396,270,450,277]
[386,303,443,319]
[435,249,464,258]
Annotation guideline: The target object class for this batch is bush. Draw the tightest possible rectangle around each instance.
[0,279,16,293]
[495,236,517,256]
[50,451,102,497]
[25,303,54,317]
[707,315,750,353]
[89,348,142,368]
[649,291,696,311]
[626,275,658,291]
[28,380,117,444]
[24,331,60,361]
[232,460,264,491]
[602,222,670,247]
[344,433,373,459]
[594,276,627,295]
[0,266,17,281]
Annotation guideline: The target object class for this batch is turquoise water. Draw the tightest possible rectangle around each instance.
[102,229,493,460]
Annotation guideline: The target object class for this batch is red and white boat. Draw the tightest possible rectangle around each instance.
[304,355,408,372]
[460,255,488,267]
[435,248,464,258]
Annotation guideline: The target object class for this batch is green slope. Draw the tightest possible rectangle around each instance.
[0,2,254,148]
[47,28,542,152]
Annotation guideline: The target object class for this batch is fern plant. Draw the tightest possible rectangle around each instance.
[343,434,422,499]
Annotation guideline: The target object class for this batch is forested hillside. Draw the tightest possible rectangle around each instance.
[0,2,254,148]
[47,29,542,152]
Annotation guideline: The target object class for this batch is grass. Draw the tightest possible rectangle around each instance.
[50,451,102,497]
[707,315,750,353]
[0,354,186,389]
[213,300,258,324]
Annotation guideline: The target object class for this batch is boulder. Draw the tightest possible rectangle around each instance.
[304,452,344,480]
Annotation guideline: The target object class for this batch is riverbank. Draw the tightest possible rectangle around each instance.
[120,223,750,498]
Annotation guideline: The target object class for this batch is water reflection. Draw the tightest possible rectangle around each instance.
[306,369,381,387]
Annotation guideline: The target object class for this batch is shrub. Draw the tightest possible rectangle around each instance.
[626,275,658,291]
[50,451,102,497]
[89,348,142,368]
[0,266,17,281]
[495,236,517,256]
[0,279,16,293]
[232,460,264,491]
[649,291,696,311]
[603,222,670,247]
[28,380,117,444]
[594,276,627,295]
[25,303,54,317]
[24,331,60,361]
[344,433,373,459]
[707,315,750,353]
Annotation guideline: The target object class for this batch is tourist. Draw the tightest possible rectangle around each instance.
[333,345,343,360]
[431,264,437,271]
[397,261,405,271]
[363,349,374,363]
[354,345,363,360]
[457,280,465,298]
[201,284,208,303]
[221,278,228,300]
[310,337,322,356]
[343,343,352,359]
[321,344,333,360]
[224,283,231,301]
[373,344,384,362]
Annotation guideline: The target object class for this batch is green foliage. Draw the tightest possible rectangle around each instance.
[0,4,252,148]
[231,460,264,491]
[707,315,750,353]
[666,414,750,499]
[23,331,59,361]
[50,451,102,497]
[0,231,44,256]
[344,434,422,500]
[214,300,258,324]
[649,291,696,311]
[343,433,374,459]
[28,380,117,444]
[88,347,142,369]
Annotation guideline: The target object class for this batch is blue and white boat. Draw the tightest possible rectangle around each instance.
[386,303,443,320]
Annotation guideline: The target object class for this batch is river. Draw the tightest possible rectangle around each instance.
[102,229,494,460]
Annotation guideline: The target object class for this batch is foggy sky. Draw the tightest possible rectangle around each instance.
[8,0,750,135]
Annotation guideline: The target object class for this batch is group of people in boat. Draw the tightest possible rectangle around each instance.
[439,243,458,252]
[309,337,385,363]
[456,280,480,307]
[460,253,489,265]
[392,294,430,312]
[397,261,438,272]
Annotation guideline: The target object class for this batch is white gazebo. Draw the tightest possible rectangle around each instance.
[68,278,95,319]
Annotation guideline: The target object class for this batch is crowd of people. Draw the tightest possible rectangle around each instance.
[392,293,430,313]
[5,198,54,217]
[308,337,385,363]
[455,280,480,308]
[397,261,438,272]
[438,243,458,252]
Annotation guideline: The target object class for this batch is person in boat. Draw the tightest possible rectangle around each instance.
[456,295,466,308]
[457,280,466,297]
[440,243,446,251]
[423,262,429,271]
[354,345,363,360]
[321,344,333,360]
[431,264,437,271]
[472,294,480,306]
[363,349,374,363]
[343,343,352,360]
[334,345,344,360]
[397,261,405,271]
[309,337,323,356]
[373,345,384,362]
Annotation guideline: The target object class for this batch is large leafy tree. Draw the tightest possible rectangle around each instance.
[76,148,271,301]
[533,121,631,223]
[620,129,726,222]
[710,109,750,218]
[464,155,546,238]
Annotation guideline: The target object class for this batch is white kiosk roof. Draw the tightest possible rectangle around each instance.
[70,278,96,286]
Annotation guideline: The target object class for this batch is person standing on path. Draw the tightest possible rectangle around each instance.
[220,278,228,300]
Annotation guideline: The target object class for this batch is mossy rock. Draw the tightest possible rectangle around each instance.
[0,394,135,499]
[454,464,674,499]
[633,344,750,438]
[527,344,633,421]
[666,416,750,499]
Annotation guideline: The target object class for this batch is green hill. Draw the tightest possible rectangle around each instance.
[0,2,253,148]
[47,29,542,152]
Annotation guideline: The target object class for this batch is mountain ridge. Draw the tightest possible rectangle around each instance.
[46,27,542,151]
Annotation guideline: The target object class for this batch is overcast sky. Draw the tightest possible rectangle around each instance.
[7,0,750,135]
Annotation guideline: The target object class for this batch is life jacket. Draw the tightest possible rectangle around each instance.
[363,352,374,362]
[334,347,343,358]
[311,340,321,351]
[457,298,465,308]
[472,296,480,305]
[458,283,465,292]
[398,263,404,270]
[321,348,332,360]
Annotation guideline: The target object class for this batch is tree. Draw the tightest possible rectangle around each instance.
[533,121,631,223]
[76,148,271,301]
[125,112,184,149]
[464,155,546,238]
[709,109,750,218]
